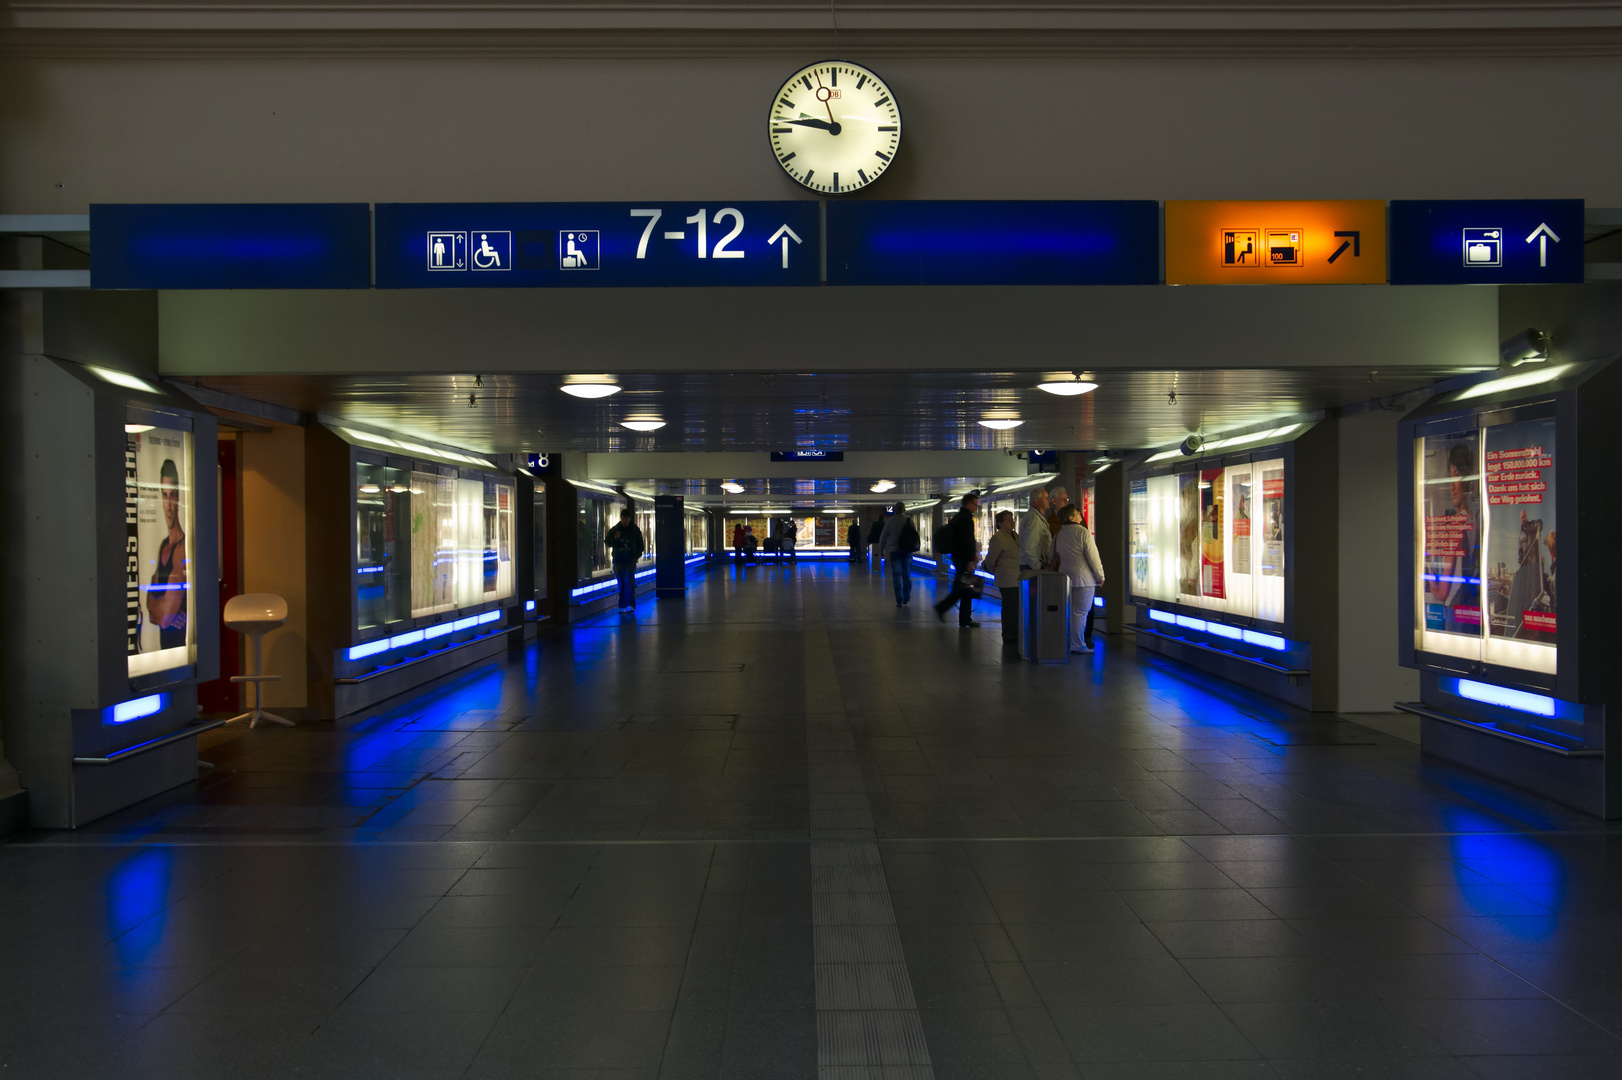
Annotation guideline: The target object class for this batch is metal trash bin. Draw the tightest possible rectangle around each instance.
[1020,572,1070,664]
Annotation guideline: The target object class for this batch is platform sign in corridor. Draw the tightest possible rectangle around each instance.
[374,202,821,287]
[1164,200,1388,285]
[1389,200,1584,284]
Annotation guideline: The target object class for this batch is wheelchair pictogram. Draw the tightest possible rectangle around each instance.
[470,231,511,271]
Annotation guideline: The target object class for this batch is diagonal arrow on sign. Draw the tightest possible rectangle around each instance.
[768,224,802,269]
[1525,222,1561,268]
[1327,230,1360,264]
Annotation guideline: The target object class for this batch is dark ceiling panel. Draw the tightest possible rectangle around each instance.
[184,367,1454,456]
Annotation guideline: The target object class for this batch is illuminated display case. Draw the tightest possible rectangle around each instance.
[686,508,709,554]
[323,427,520,712]
[1125,418,1335,710]
[1396,359,1620,817]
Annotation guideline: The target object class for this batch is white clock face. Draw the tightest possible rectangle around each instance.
[769,61,901,194]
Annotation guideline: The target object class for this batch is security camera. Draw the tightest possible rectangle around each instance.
[1180,435,1204,457]
[1500,328,1550,368]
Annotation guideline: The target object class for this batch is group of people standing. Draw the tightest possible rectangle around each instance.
[920,485,1104,654]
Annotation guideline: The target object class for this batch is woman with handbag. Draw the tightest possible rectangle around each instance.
[1054,504,1105,653]
[983,510,1023,649]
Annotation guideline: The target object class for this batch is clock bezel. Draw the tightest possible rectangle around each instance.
[767,58,903,196]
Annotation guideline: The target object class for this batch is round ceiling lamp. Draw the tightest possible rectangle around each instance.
[620,419,666,432]
[720,481,745,494]
[1036,376,1099,396]
[560,378,622,399]
[977,418,1024,430]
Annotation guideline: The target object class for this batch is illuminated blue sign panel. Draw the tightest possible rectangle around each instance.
[375,202,820,288]
[825,201,1160,286]
[1389,200,1584,284]
[90,204,371,289]
[771,451,844,462]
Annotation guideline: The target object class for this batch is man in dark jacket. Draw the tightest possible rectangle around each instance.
[934,490,982,627]
[606,508,645,611]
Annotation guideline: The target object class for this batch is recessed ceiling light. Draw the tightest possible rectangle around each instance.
[1036,378,1098,397]
[621,419,665,432]
[823,507,854,515]
[978,418,1024,430]
[124,423,155,434]
[720,481,745,494]
[560,380,622,399]
[870,480,896,493]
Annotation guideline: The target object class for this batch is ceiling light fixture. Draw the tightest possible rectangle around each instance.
[978,418,1024,430]
[620,419,666,432]
[823,507,854,515]
[88,365,164,395]
[560,378,622,399]
[870,480,896,493]
[1453,363,1574,402]
[1036,376,1099,397]
[720,481,746,494]
[124,423,155,434]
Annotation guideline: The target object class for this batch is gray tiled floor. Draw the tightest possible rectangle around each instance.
[3,559,1621,1078]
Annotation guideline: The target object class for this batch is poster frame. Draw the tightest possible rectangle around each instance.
[343,439,521,648]
[1125,436,1303,637]
[1399,392,1577,698]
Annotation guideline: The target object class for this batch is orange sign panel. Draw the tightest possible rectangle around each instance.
[1165,200,1387,284]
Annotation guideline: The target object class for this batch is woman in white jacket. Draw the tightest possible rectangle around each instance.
[982,510,1023,649]
[1053,504,1105,653]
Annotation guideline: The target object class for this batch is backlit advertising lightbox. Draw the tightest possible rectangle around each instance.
[126,424,196,677]
[1414,418,1556,675]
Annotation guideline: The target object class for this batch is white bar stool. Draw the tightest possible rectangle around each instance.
[224,593,294,728]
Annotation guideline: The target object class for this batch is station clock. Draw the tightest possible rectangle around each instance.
[768,61,901,195]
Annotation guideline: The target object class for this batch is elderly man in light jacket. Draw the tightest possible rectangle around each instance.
[1054,503,1106,653]
[1018,488,1054,577]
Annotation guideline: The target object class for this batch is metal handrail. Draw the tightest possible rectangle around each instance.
[1394,701,1602,758]
[73,719,230,766]
[1132,625,1310,679]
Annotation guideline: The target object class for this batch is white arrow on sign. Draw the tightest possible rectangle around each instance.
[1525,222,1561,268]
[767,224,802,269]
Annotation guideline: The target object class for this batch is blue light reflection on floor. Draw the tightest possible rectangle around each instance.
[1444,808,1564,939]
[108,847,172,963]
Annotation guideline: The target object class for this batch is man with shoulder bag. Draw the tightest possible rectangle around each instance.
[934,490,983,628]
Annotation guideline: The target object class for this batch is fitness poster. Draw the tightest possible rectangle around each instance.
[126,425,195,677]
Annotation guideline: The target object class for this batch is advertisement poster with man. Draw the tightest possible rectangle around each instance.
[1200,468,1226,598]
[1422,431,1482,635]
[1177,473,1200,598]
[1484,418,1557,645]
[126,426,194,677]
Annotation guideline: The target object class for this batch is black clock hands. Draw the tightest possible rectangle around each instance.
[784,117,842,135]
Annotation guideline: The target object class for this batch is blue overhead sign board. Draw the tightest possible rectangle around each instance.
[90,204,371,289]
[374,202,820,288]
[825,200,1160,286]
[771,450,844,462]
[1389,200,1584,284]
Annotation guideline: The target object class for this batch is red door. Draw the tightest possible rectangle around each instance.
[198,438,241,712]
